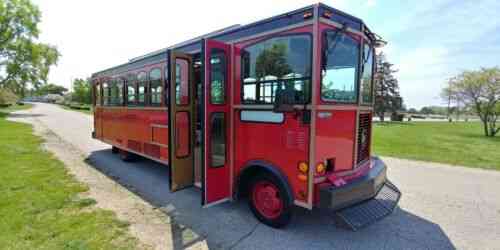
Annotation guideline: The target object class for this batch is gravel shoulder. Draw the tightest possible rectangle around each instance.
[8,103,500,250]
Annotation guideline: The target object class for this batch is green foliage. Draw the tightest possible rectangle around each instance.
[36,83,67,96]
[255,43,292,79]
[445,67,500,136]
[0,0,59,97]
[0,106,137,249]
[374,52,402,121]
[373,122,500,170]
[71,78,91,104]
[0,87,18,105]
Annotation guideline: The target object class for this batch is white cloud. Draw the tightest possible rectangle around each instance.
[391,46,454,108]
[32,0,321,88]
[366,0,376,7]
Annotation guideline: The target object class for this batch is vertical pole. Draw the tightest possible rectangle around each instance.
[306,4,320,209]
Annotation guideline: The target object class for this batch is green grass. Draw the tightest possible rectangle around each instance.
[373,121,500,170]
[59,104,93,115]
[0,105,137,249]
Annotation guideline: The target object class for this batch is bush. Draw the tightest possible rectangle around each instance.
[0,88,19,105]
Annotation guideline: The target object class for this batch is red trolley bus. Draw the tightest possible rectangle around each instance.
[91,3,401,230]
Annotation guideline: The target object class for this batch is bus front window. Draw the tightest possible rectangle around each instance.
[321,31,360,103]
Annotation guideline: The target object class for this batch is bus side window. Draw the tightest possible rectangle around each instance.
[164,65,169,106]
[210,48,226,104]
[127,73,137,106]
[137,72,147,106]
[95,82,101,106]
[175,59,189,105]
[102,82,109,106]
[150,68,162,106]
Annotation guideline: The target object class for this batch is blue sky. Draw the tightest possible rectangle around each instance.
[341,0,500,108]
[34,0,499,109]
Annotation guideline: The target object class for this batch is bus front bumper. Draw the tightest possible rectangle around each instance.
[318,157,401,230]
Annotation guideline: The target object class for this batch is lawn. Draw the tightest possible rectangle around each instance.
[373,121,500,170]
[59,104,93,115]
[0,105,137,249]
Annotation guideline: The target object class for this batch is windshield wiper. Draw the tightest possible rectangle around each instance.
[321,23,348,72]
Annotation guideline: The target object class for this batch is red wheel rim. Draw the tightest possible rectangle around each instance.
[252,180,283,219]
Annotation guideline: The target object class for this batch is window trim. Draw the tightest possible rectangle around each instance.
[240,32,313,105]
[320,29,362,104]
[209,48,227,105]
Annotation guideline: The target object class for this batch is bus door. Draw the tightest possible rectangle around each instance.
[168,51,195,192]
[202,39,232,206]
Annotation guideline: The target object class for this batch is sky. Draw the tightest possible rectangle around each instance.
[33,0,500,109]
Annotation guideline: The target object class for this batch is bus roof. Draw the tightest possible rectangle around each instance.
[92,3,369,79]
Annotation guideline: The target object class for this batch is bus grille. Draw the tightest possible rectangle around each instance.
[357,113,371,164]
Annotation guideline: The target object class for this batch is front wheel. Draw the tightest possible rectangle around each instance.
[248,174,292,228]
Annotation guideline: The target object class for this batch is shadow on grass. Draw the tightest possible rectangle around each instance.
[83,148,456,250]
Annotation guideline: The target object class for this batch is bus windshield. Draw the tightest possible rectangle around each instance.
[321,31,360,103]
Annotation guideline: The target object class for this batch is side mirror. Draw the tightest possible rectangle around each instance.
[273,88,295,113]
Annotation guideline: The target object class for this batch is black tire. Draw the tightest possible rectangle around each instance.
[248,173,293,228]
[111,146,119,154]
[119,149,135,162]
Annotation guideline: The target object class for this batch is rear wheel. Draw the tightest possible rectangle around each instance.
[248,174,292,228]
[119,149,135,162]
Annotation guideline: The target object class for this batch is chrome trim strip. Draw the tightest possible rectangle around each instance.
[151,124,169,129]
[294,200,310,208]
[100,106,168,111]
[202,198,230,208]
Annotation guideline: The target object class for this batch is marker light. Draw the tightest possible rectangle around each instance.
[316,163,326,175]
[298,174,308,182]
[298,162,309,173]
[303,11,313,19]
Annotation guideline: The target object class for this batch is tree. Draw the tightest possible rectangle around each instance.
[255,43,292,79]
[71,78,91,104]
[408,108,418,114]
[374,52,402,121]
[0,0,59,97]
[36,83,67,96]
[445,67,500,137]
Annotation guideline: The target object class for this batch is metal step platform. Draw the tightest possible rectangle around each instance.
[334,180,401,231]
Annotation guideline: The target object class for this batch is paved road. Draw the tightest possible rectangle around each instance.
[14,103,500,250]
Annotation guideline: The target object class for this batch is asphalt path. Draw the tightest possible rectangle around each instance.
[12,103,500,250]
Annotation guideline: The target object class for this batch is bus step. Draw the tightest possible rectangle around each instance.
[334,180,401,231]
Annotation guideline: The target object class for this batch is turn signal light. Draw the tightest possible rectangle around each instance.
[303,11,313,19]
[316,163,326,175]
[298,162,309,173]
[298,173,308,182]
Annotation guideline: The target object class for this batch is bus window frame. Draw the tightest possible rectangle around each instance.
[149,67,163,107]
[239,32,313,105]
[360,39,375,106]
[137,71,148,106]
[320,28,362,105]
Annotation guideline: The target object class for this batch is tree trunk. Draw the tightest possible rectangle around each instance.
[483,120,490,136]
